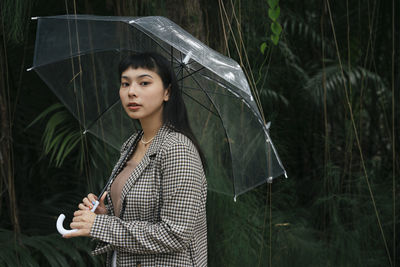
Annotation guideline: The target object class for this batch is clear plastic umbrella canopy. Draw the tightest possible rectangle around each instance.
[30,15,286,198]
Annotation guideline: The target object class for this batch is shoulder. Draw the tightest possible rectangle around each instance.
[159,130,206,185]
[160,130,202,165]
[162,131,198,154]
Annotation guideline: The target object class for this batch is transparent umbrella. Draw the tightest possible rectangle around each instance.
[29,14,287,233]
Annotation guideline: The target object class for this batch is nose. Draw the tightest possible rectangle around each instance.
[128,84,137,97]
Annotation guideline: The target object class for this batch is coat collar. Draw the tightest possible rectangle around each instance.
[109,123,173,217]
[118,123,173,160]
[145,123,173,157]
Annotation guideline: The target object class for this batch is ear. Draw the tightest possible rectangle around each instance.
[164,84,171,102]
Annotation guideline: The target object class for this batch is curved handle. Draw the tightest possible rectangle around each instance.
[56,200,99,235]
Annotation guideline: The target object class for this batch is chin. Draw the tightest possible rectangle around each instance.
[127,114,142,120]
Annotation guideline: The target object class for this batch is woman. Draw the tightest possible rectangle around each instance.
[63,52,208,267]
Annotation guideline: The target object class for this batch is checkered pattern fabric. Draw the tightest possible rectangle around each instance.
[90,124,208,267]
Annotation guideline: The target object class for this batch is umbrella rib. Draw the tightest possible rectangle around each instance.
[83,92,219,137]
[31,46,180,70]
[173,59,197,69]
[181,91,219,117]
[195,71,264,122]
[177,66,206,82]
[185,67,237,197]
[182,85,237,98]
[125,22,183,65]
[176,66,183,79]
[172,60,220,120]
[97,131,143,202]
[84,98,121,132]
[129,21,198,69]
[31,48,124,70]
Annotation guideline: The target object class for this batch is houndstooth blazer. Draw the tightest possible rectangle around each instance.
[90,124,208,267]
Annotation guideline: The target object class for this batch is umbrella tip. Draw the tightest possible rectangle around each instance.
[31,17,38,20]
[267,177,273,183]
[26,67,33,72]
[233,195,237,202]
[284,171,288,178]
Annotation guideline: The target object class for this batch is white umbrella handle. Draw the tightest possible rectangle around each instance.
[56,200,99,235]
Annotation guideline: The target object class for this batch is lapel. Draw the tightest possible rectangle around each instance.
[117,124,172,217]
[106,130,142,214]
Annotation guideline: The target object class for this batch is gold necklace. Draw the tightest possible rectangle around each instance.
[140,135,155,146]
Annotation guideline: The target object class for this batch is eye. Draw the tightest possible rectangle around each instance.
[121,82,129,87]
[140,81,150,86]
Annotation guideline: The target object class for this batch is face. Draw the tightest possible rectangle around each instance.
[119,67,170,122]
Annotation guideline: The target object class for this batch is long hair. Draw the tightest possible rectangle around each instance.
[118,52,207,170]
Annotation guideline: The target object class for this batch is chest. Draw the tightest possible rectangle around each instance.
[110,154,163,221]
[130,141,147,163]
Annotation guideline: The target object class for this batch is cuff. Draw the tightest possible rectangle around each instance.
[90,214,110,240]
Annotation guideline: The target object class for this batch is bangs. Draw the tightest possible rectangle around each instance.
[118,53,158,76]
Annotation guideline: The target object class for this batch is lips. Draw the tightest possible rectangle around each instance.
[127,102,141,111]
[128,102,141,107]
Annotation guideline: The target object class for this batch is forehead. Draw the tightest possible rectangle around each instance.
[121,67,159,79]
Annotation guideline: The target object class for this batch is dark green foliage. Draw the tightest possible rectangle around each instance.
[1,0,399,266]
[0,229,102,266]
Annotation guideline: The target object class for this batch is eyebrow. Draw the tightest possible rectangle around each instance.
[121,74,153,80]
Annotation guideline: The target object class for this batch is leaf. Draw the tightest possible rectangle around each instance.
[268,6,280,21]
[267,0,279,8]
[260,42,267,54]
[24,237,68,266]
[55,131,81,166]
[271,21,282,36]
[271,34,279,45]
[25,103,64,130]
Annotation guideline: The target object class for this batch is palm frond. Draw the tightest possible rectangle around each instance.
[304,64,387,108]
[0,229,102,266]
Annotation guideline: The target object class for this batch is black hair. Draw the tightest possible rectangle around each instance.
[118,52,207,170]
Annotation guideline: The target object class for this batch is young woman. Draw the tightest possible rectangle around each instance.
[63,52,208,267]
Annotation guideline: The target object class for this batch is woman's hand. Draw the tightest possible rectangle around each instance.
[78,192,108,215]
[62,210,96,238]
[62,192,108,238]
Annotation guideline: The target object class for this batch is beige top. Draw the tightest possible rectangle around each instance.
[110,155,138,217]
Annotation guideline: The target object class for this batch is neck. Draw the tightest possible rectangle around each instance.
[139,117,163,141]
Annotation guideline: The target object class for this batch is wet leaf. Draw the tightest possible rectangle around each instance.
[267,0,279,8]
[271,34,279,45]
[268,6,280,21]
[260,42,267,54]
[271,21,282,35]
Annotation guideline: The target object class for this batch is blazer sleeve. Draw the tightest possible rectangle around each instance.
[89,140,205,254]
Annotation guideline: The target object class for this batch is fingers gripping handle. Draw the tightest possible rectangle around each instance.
[56,200,99,235]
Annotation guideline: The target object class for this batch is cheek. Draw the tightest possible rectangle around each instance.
[142,90,157,103]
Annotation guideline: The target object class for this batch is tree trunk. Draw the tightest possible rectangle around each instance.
[0,15,20,234]
[111,0,206,42]
[164,0,206,42]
